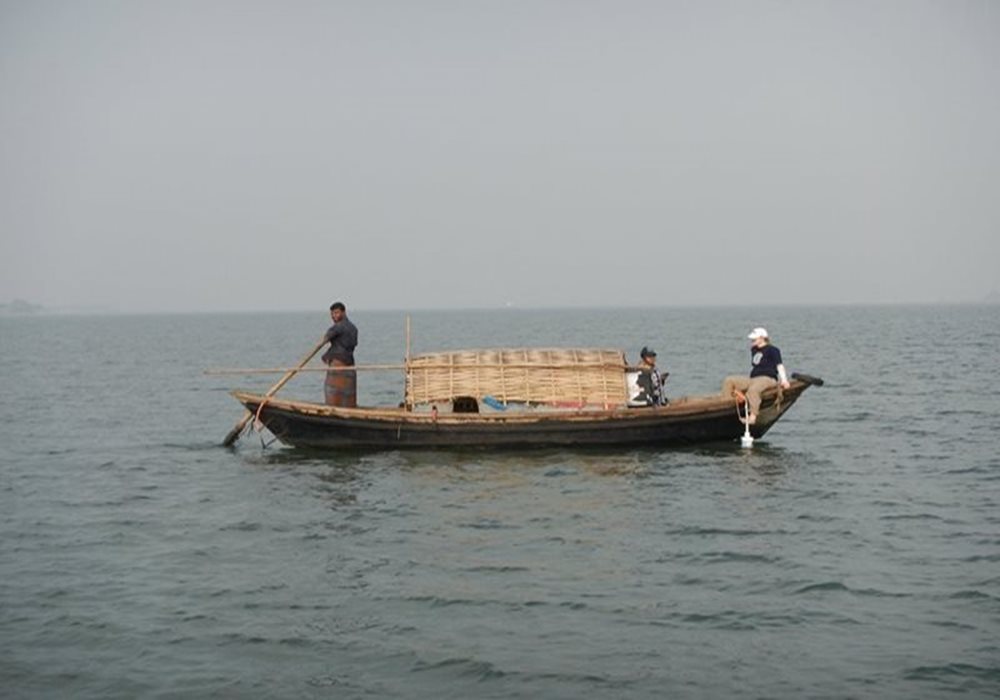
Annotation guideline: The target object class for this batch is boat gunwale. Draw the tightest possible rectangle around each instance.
[231,380,808,426]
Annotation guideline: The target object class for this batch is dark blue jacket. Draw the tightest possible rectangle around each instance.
[750,344,782,380]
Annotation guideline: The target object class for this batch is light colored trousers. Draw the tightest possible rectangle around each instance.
[721,375,778,416]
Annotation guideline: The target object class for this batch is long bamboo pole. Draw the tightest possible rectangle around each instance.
[405,315,412,410]
[207,362,633,375]
[208,364,408,375]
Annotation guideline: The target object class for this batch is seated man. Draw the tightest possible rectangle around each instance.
[721,327,790,424]
[630,346,668,407]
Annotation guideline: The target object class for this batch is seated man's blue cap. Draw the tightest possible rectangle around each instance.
[641,346,656,358]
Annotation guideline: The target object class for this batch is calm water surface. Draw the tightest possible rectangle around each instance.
[1,306,998,699]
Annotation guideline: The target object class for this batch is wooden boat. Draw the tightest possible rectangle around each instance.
[229,347,823,450]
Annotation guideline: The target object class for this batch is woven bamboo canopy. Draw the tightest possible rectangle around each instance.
[404,348,630,408]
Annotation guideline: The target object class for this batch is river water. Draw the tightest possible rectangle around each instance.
[1,305,997,698]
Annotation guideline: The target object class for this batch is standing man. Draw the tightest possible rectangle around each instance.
[322,301,358,407]
[721,327,790,424]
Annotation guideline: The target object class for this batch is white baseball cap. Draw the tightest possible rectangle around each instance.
[747,327,769,340]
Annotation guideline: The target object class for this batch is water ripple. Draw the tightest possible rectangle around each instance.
[5,306,1000,700]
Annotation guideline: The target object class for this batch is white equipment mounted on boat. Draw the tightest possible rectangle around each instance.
[741,399,754,449]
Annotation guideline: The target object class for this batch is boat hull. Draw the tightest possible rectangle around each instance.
[232,381,811,450]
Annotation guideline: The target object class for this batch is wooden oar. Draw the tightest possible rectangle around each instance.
[206,361,632,375]
[221,336,328,447]
[206,364,407,375]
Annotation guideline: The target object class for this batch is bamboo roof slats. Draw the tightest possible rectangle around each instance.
[404,347,629,407]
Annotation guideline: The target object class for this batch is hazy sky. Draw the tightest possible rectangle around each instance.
[1,0,998,312]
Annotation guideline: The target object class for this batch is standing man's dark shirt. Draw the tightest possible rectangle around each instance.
[322,317,358,365]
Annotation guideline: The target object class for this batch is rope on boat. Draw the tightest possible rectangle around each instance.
[251,399,279,448]
[732,390,746,420]
[253,398,269,432]
[734,396,750,422]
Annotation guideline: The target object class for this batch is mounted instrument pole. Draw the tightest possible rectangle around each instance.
[741,403,754,449]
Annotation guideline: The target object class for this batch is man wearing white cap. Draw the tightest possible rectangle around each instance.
[721,327,790,425]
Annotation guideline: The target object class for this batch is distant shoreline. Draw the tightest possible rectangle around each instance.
[0,299,44,315]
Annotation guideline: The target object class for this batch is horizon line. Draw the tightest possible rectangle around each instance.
[3,298,999,317]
